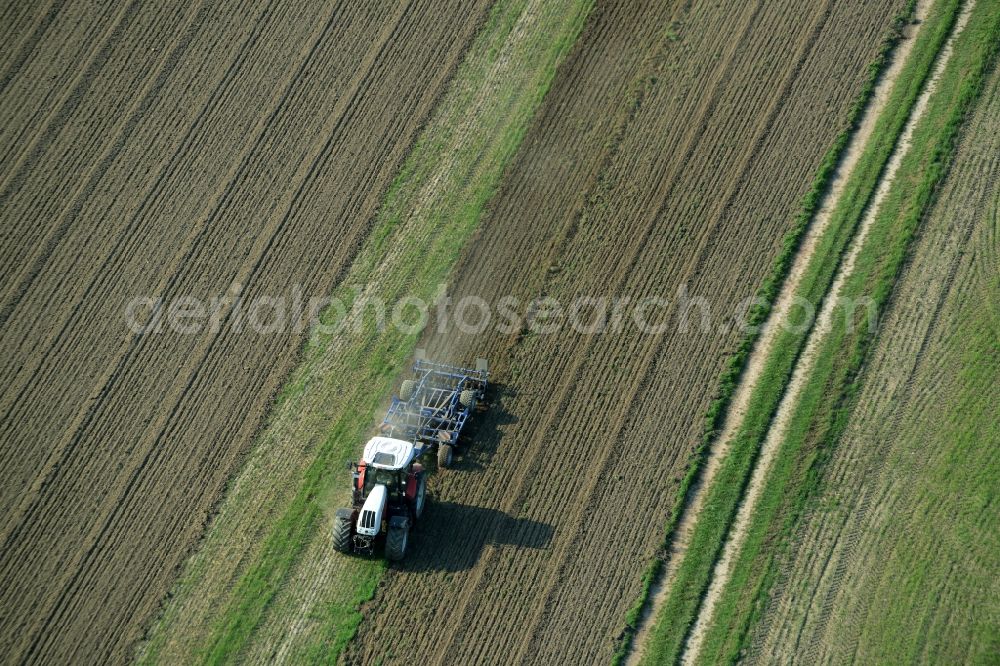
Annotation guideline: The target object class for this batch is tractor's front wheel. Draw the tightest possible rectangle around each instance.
[385,518,410,561]
[438,443,454,468]
[332,509,353,554]
[414,472,427,519]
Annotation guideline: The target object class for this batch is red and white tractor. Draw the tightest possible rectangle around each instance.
[332,436,427,561]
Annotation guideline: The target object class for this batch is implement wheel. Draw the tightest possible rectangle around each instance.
[459,389,476,408]
[399,379,416,402]
[438,443,454,468]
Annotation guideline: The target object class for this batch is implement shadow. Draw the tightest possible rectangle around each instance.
[451,381,517,472]
[399,500,552,573]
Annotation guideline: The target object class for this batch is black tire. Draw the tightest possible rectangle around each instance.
[385,518,409,561]
[332,509,353,554]
[459,389,476,408]
[413,473,427,519]
[399,379,416,402]
[437,443,453,468]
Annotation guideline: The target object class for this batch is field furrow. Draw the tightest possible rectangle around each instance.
[676,0,1000,659]
[0,0,118,181]
[680,4,976,660]
[0,0,328,546]
[347,0,903,662]
[0,0,493,661]
[748,48,1000,666]
[0,1,191,278]
[3,0,986,663]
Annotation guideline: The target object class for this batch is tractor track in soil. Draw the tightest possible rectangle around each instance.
[345,0,904,663]
[747,46,1000,666]
[624,0,933,661]
[0,0,492,662]
[677,2,975,662]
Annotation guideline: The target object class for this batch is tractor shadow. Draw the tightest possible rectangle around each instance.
[449,381,518,473]
[401,500,553,573]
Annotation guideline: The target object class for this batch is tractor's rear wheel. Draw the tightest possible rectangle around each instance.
[438,443,453,468]
[385,520,409,561]
[399,379,416,402]
[332,510,353,554]
[459,389,476,409]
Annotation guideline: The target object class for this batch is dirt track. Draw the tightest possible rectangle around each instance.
[346,0,904,662]
[0,0,492,662]
[746,47,1000,666]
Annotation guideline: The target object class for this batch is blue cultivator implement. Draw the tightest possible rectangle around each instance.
[378,349,489,467]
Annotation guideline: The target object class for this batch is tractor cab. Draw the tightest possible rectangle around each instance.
[363,436,418,469]
[355,436,421,501]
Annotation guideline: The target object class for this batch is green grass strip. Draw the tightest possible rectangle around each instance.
[611,0,925,662]
[693,1,1000,662]
[156,1,597,663]
[628,0,973,662]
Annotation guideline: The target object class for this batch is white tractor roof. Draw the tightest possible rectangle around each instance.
[362,436,417,470]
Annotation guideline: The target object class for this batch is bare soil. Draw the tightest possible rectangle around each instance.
[0,0,493,662]
[344,0,905,663]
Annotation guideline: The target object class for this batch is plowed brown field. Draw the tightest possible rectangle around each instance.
[346,0,905,663]
[0,0,492,662]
